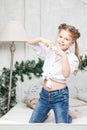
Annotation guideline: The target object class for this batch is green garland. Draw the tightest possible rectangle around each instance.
[0,58,44,115]
[0,55,87,116]
[79,55,87,70]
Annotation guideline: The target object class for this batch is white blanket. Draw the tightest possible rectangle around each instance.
[0,102,87,124]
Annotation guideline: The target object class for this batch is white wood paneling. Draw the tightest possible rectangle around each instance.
[41,0,87,56]
[0,0,26,69]
[0,0,87,101]
[25,0,41,61]
[0,0,87,67]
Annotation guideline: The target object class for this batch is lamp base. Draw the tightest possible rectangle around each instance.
[7,41,16,111]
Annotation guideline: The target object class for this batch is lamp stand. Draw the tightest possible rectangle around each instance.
[7,41,16,111]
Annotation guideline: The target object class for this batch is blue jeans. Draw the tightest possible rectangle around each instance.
[29,87,72,123]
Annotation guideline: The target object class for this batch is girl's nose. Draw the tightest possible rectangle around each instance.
[60,38,64,43]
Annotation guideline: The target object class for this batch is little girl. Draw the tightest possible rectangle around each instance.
[27,23,80,123]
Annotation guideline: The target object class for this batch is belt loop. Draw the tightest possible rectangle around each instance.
[58,89,60,94]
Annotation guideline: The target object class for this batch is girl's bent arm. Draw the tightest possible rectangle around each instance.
[55,49,70,78]
[27,37,53,47]
[27,37,42,45]
[62,54,70,78]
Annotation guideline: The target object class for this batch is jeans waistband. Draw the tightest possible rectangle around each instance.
[42,86,68,94]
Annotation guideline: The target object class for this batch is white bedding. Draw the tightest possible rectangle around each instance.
[0,102,87,124]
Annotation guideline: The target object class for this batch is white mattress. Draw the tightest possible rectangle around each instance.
[0,102,87,124]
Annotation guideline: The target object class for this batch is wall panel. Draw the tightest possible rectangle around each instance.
[0,0,87,101]
[0,0,25,69]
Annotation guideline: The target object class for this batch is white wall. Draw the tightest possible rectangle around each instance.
[0,0,87,101]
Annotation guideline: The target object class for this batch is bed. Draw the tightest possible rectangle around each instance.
[0,98,87,124]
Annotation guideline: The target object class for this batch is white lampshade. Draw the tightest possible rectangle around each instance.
[0,20,28,42]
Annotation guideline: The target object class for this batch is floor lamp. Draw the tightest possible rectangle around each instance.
[0,20,28,111]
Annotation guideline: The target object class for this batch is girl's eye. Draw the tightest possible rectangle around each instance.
[65,38,69,41]
[59,35,62,38]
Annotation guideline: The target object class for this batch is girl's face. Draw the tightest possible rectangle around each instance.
[56,29,74,51]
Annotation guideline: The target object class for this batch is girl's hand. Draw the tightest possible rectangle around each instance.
[55,47,65,58]
[41,37,54,47]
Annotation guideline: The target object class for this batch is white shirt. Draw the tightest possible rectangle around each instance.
[30,42,79,86]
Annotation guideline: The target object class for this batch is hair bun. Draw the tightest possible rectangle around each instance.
[58,23,80,40]
[75,29,80,39]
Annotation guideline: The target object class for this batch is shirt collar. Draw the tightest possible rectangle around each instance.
[65,49,71,54]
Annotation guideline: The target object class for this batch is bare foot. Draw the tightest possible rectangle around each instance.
[69,110,77,119]
[47,111,51,118]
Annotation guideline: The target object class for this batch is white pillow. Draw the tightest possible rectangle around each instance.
[72,117,87,124]
[69,98,87,107]
[24,98,38,109]
[77,91,87,102]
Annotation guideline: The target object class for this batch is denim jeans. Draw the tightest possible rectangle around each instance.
[29,87,72,123]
